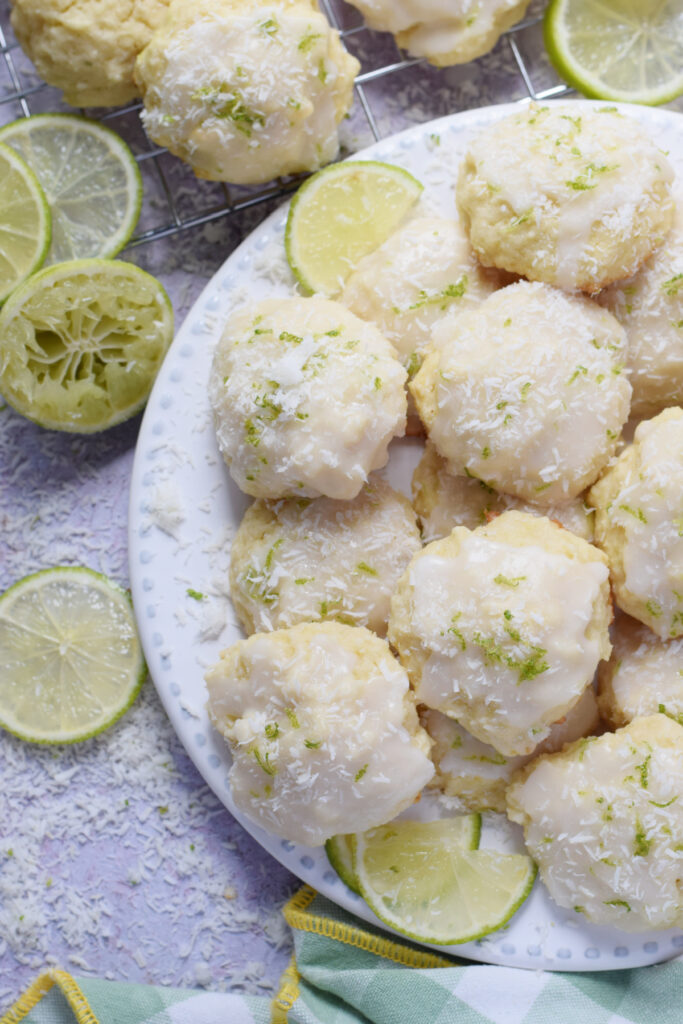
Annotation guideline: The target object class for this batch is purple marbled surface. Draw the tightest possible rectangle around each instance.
[2,0,682,1010]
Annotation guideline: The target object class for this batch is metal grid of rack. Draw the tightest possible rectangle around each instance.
[0,0,571,251]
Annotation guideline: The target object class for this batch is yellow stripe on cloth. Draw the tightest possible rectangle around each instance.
[283,886,454,970]
[271,955,301,1024]
[0,969,99,1024]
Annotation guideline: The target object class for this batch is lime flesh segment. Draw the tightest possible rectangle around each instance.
[0,567,146,744]
[0,140,51,304]
[353,818,536,945]
[544,0,683,105]
[332,812,480,898]
[0,114,143,264]
[325,835,361,894]
[285,160,423,297]
[0,257,173,432]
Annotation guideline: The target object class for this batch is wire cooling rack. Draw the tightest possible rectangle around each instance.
[0,0,571,251]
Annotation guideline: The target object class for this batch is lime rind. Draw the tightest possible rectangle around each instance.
[0,257,174,433]
[0,140,51,304]
[544,0,683,106]
[353,818,536,945]
[469,811,483,850]
[0,566,147,744]
[359,850,537,946]
[325,835,361,894]
[0,113,143,263]
[285,160,423,297]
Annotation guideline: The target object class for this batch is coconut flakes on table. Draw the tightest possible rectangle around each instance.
[0,441,132,585]
[0,680,296,1000]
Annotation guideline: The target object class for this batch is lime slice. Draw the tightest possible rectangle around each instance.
[353,818,536,945]
[0,257,173,433]
[285,160,423,297]
[330,813,481,896]
[0,114,142,264]
[325,835,361,894]
[544,0,683,105]
[0,141,51,304]
[0,567,146,744]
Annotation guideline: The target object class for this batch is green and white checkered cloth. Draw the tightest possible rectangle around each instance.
[4,887,682,1024]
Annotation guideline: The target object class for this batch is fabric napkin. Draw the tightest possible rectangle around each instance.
[3,886,683,1024]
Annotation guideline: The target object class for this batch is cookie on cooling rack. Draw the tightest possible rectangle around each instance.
[10,0,170,106]
[589,408,683,640]
[410,281,631,505]
[134,0,359,184]
[209,296,406,500]
[388,510,611,757]
[412,441,594,542]
[598,613,683,730]
[422,686,600,814]
[507,715,683,932]
[205,621,434,846]
[345,0,531,67]
[229,478,421,637]
[456,104,674,293]
[599,193,683,419]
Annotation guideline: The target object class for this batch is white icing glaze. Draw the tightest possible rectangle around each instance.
[413,280,631,504]
[208,296,407,499]
[229,478,421,636]
[341,216,499,375]
[613,412,683,636]
[600,195,683,416]
[507,716,683,931]
[206,623,434,845]
[599,613,683,727]
[347,0,477,33]
[346,0,530,65]
[408,533,608,755]
[424,686,599,812]
[459,105,674,291]
[136,1,358,183]
[413,442,594,542]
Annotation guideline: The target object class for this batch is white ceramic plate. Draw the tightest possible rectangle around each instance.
[129,99,683,971]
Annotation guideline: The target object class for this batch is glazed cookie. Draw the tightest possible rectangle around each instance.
[507,715,683,932]
[456,104,674,293]
[209,296,406,500]
[229,478,421,637]
[412,441,594,542]
[10,0,171,107]
[589,408,683,639]
[346,0,530,66]
[205,622,434,845]
[410,281,631,505]
[388,510,611,756]
[135,0,359,183]
[598,613,683,730]
[423,686,600,813]
[599,194,683,418]
[340,217,501,386]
